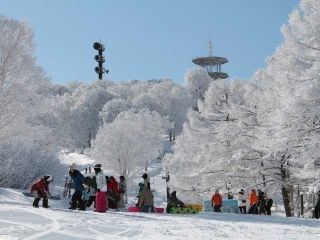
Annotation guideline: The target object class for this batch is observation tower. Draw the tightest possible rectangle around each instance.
[192,41,229,80]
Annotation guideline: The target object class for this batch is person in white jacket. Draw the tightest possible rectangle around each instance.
[238,189,247,214]
[94,164,107,192]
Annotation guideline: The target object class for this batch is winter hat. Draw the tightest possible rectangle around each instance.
[142,173,148,179]
[94,164,102,169]
[120,175,125,180]
[70,163,76,170]
[215,189,219,194]
[44,175,53,182]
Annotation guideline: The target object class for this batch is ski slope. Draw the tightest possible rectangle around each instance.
[1,188,320,240]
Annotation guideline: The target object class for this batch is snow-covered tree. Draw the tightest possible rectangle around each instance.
[185,67,212,110]
[0,16,63,188]
[90,109,169,180]
[99,98,131,124]
[165,79,260,202]
[53,81,114,150]
[252,0,320,216]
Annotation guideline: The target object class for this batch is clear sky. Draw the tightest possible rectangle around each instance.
[0,0,299,85]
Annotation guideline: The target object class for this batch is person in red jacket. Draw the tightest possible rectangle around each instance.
[107,176,120,209]
[30,175,53,208]
[211,189,223,212]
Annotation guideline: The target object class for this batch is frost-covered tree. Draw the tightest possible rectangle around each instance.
[90,109,169,180]
[165,79,260,202]
[130,79,192,134]
[252,0,320,216]
[54,81,114,150]
[185,67,212,110]
[0,16,63,188]
[99,98,131,124]
[0,16,47,142]
[100,79,192,135]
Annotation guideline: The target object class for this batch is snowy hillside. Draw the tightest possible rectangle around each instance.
[1,188,320,240]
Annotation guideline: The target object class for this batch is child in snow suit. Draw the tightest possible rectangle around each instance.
[238,189,247,214]
[211,190,223,212]
[82,184,96,208]
[30,175,53,208]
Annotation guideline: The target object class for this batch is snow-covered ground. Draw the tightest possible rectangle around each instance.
[1,187,320,240]
[1,152,319,239]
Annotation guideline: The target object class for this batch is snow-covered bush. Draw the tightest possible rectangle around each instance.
[0,139,62,189]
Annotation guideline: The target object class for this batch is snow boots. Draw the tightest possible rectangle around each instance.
[43,198,49,208]
[33,197,40,208]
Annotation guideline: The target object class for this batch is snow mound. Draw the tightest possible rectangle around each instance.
[59,151,95,167]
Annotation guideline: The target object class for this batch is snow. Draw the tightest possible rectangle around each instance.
[1,188,320,240]
[59,151,95,167]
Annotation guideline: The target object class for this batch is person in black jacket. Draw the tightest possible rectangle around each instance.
[69,163,86,210]
[257,190,266,215]
[264,196,273,215]
[166,191,185,213]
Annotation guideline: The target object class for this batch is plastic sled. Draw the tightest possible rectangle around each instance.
[128,206,164,213]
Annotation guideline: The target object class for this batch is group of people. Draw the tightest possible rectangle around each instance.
[68,163,127,211]
[211,189,273,215]
[29,171,320,218]
[30,163,155,213]
[30,163,127,211]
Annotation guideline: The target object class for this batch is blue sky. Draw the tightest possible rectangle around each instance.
[0,0,299,85]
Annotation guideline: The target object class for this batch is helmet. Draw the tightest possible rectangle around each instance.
[44,175,53,182]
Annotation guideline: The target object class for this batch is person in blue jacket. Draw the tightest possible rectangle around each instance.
[69,163,86,210]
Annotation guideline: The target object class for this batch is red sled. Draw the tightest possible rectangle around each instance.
[128,206,164,213]
[95,192,108,213]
